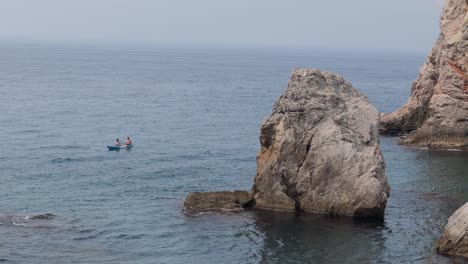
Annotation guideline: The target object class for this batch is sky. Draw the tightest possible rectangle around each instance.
[0,0,445,51]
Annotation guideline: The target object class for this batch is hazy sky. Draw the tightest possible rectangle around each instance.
[0,0,444,51]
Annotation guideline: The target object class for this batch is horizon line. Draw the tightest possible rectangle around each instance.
[0,38,433,54]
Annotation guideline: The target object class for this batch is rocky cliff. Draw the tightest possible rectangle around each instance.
[253,69,390,218]
[380,0,468,150]
[437,202,468,258]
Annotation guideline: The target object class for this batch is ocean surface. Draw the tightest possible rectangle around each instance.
[0,43,467,264]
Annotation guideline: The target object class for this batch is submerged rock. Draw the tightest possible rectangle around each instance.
[380,0,468,150]
[25,213,56,220]
[437,203,468,258]
[253,69,390,218]
[184,191,254,213]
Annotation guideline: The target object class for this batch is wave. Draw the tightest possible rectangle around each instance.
[110,233,146,240]
[39,145,86,150]
[50,155,107,164]
[14,129,41,134]
[73,229,110,241]
[50,157,81,163]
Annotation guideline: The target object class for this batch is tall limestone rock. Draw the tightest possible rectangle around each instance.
[184,69,390,219]
[380,0,468,150]
[253,69,390,218]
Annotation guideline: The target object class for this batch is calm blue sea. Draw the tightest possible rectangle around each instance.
[0,43,467,264]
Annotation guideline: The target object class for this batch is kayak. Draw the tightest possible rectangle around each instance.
[107,144,133,151]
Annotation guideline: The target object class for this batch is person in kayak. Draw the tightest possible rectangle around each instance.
[124,136,132,146]
[115,138,121,146]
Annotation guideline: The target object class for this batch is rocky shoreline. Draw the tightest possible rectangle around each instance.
[380,0,467,151]
[385,0,468,256]
[184,0,468,260]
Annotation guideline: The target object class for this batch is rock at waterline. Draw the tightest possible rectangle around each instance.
[184,191,254,213]
[380,0,468,150]
[253,69,390,218]
[184,69,390,219]
[437,202,468,258]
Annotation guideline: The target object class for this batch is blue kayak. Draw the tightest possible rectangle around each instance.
[107,144,133,151]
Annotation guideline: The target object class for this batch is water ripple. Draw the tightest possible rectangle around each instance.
[1,45,467,264]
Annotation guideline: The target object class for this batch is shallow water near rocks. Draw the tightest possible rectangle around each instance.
[0,43,467,263]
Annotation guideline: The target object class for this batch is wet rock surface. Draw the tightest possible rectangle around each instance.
[184,191,254,213]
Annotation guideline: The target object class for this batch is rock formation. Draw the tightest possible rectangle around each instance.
[380,0,468,150]
[184,191,254,213]
[184,69,390,218]
[437,202,468,258]
[253,69,390,218]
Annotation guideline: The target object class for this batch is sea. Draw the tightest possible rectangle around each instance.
[0,43,467,264]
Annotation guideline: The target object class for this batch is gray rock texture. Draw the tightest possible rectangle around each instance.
[437,202,468,258]
[253,69,390,218]
[380,0,468,150]
[184,191,254,213]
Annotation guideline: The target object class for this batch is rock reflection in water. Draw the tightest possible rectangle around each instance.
[249,190,466,264]
[252,210,386,263]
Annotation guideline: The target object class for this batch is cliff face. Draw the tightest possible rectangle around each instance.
[253,69,390,218]
[380,0,468,149]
